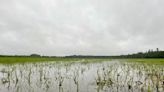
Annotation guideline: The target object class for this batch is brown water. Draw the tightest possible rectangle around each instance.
[0,60,164,92]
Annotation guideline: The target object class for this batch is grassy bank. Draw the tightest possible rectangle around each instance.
[124,58,164,64]
[0,56,80,63]
[0,56,112,64]
[0,56,164,64]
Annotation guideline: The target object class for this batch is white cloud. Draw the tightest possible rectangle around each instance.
[0,0,164,56]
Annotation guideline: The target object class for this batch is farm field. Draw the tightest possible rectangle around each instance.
[0,58,163,92]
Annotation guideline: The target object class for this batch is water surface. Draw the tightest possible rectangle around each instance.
[0,60,163,92]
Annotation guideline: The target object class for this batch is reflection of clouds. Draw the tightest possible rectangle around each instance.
[0,61,163,92]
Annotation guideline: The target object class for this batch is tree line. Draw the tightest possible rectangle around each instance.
[0,48,163,58]
[66,48,164,58]
[119,48,164,58]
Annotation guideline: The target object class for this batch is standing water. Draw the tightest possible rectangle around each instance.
[0,60,163,92]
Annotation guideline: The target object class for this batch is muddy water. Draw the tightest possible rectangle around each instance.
[0,60,164,92]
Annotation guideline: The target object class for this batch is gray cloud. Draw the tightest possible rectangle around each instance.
[0,0,164,56]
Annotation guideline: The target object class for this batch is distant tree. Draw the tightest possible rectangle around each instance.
[138,52,143,54]
[118,48,164,58]
[151,49,153,52]
[30,54,41,57]
[156,48,159,52]
[148,49,151,53]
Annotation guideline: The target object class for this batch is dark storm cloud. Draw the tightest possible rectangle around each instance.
[0,0,164,56]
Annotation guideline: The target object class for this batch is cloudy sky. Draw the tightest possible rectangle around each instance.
[0,0,164,56]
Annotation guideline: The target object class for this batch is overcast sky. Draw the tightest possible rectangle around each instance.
[0,0,164,56]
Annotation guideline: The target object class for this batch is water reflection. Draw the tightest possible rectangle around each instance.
[0,60,163,92]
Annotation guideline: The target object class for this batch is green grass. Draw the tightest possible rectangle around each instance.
[0,56,112,64]
[0,56,164,64]
[0,57,73,64]
[123,58,164,64]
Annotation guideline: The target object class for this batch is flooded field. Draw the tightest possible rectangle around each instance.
[0,59,164,92]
